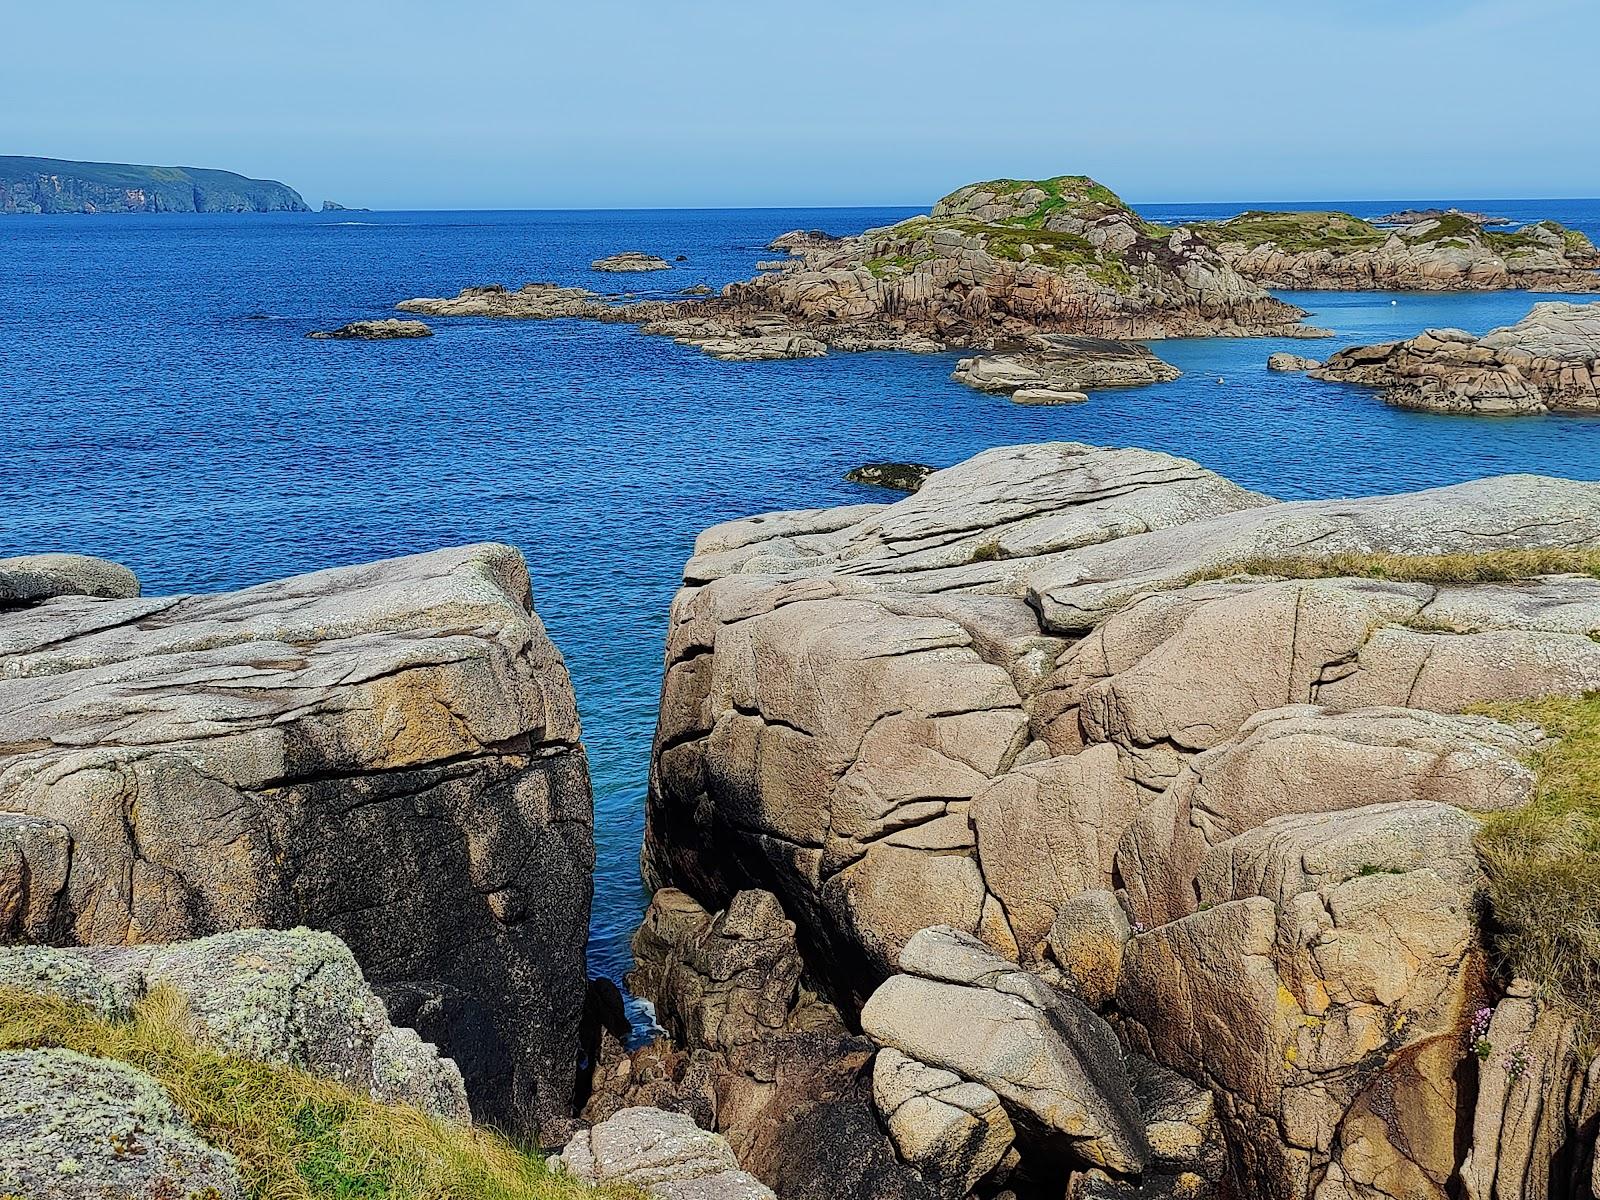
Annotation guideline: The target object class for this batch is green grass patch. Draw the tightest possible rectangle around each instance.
[0,986,633,1200]
[1188,210,1387,254]
[1188,548,1600,587]
[1473,693,1600,1047]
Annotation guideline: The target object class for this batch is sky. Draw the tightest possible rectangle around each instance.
[4,0,1598,210]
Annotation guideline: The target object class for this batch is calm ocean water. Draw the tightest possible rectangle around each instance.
[3,198,1600,988]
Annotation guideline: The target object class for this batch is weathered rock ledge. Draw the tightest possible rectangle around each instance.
[639,440,1600,1198]
[1310,299,1600,415]
[0,542,595,1138]
[593,252,673,272]
[952,334,1182,398]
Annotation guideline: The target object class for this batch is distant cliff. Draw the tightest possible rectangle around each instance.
[0,155,309,213]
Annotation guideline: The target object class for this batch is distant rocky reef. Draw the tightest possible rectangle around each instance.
[1311,299,1600,414]
[397,173,1600,368]
[0,155,308,214]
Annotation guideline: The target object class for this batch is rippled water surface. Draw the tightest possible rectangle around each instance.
[4,199,1600,985]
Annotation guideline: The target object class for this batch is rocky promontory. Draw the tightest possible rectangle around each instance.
[638,441,1600,1198]
[0,543,595,1138]
[1311,299,1600,414]
[0,155,308,214]
[1188,209,1600,291]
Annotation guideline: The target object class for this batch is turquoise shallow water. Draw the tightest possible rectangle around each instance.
[2,199,1599,988]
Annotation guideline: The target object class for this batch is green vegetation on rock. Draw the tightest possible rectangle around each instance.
[1473,693,1600,1046]
[0,986,634,1200]
[1187,210,1387,253]
[1190,547,1600,587]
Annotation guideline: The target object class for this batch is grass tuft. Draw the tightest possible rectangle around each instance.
[1472,694,1600,1048]
[0,986,634,1200]
[1188,548,1600,588]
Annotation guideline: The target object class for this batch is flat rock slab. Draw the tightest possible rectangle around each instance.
[557,1107,775,1199]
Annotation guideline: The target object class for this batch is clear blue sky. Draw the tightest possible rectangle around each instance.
[5,0,1597,209]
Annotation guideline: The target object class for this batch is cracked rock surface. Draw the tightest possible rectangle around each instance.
[644,440,1600,1196]
[0,542,594,1137]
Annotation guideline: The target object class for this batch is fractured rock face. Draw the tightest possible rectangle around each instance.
[862,926,1149,1175]
[646,439,1600,1198]
[873,1047,1015,1193]
[0,1048,244,1200]
[952,336,1182,396]
[0,928,469,1121]
[0,543,594,1137]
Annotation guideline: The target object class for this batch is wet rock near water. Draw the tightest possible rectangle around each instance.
[0,553,139,605]
[844,462,937,492]
[953,336,1181,396]
[307,318,432,339]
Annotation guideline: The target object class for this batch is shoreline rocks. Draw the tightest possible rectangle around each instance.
[307,318,432,340]
[641,439,1600,1197]
[1266,351,1320,372]
[1309,300,1600,414]
[592,252,673,272]
[0,543,595,1138]
[1,553,139,605]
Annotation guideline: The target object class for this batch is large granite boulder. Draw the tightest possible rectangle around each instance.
[872,1048,1015,1193]
[1310,301,1600,415]
[0,927,469,1120]
[952,336,1181,396]
[0,1048,244,1200]
[644,440,1600,1197]
[0,543,594,1137]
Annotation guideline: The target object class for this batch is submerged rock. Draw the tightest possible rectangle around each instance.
[0,1048,244,1200]
[844,462,937,492]
[307,318,432,339]
[592,252,673,272]
[0,543,594,1138]
[1310,300,1600,414]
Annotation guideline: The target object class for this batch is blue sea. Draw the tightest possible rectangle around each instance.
[3,197,1600,989]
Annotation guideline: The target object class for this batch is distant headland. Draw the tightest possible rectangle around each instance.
[0,155,308,213]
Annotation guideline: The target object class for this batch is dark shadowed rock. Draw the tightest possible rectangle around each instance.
[307,318,433,340]
[844,462,937,492]
[0,543,594,1138]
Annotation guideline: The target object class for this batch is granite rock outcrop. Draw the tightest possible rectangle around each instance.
[1310,300,1600,414]
[0,542,595,1138]
[642,439,1600,1196]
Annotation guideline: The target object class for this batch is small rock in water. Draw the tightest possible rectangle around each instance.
[592,252,673,272]
[307,319,432,340]
[1012,388,1089,406]
[844,462,937,492]
[1266,353,1321,372]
